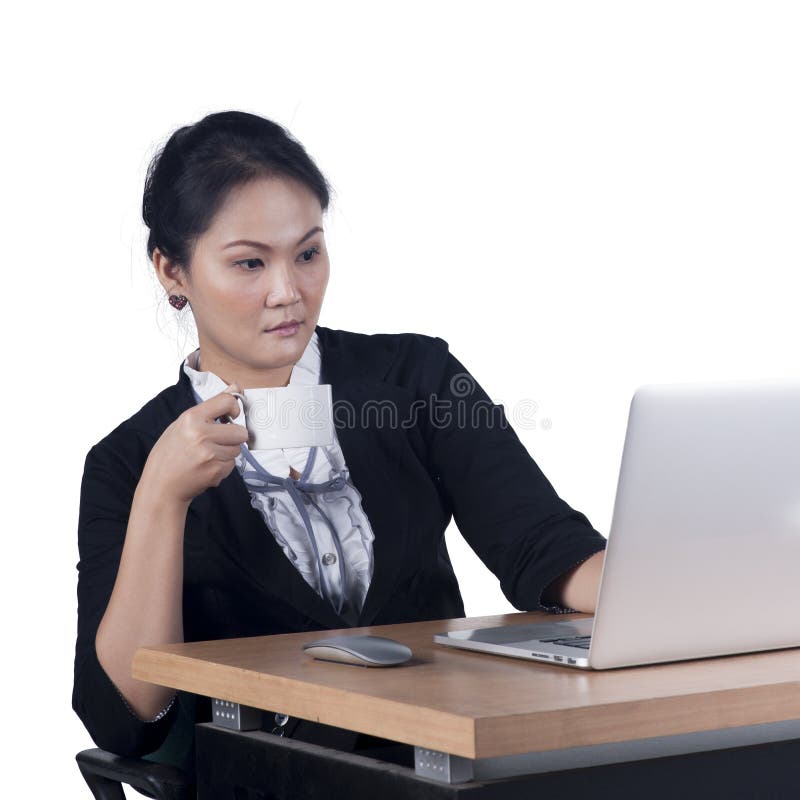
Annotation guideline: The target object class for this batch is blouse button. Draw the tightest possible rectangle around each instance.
[322,553,337,566]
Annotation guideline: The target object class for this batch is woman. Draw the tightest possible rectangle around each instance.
[72,110,607,775]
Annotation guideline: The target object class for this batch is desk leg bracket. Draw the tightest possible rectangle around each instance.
[414,747,474,783]
[212,698,262,731]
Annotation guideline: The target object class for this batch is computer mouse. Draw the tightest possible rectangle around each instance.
[302,634,413,667]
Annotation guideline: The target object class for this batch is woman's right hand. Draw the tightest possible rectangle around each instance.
[142,383,250,505]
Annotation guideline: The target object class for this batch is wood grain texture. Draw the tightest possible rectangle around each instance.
[132,611,800,759]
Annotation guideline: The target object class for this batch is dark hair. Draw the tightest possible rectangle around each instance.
[142,110,333,272]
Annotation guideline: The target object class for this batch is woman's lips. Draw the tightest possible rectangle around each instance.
[264,321,301,336]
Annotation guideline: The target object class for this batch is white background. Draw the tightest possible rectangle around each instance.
[3,1,799,796]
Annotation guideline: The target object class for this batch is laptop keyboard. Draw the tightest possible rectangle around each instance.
[539,635,592,650]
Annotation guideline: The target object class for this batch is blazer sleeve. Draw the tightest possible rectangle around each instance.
[72,434,179,757]
[418,337,607,613]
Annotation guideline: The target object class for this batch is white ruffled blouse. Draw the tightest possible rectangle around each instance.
[182,331,376,620]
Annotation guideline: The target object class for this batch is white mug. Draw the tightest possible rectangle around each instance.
[223,384,334,450]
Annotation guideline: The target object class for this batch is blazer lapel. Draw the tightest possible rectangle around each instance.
[174,325,410,630]
[210,463,350,630]
[316,325,410,627]
[325,378,411,628]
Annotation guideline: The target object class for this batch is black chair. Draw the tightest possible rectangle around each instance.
[75,748,195,800]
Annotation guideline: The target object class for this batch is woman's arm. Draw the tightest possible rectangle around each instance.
[540,549,605,613]
[94,463,188,719]
[418,336,608,613]
[73,437,182,757]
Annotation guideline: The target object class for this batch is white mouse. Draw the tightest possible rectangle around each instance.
[302,634,413,667]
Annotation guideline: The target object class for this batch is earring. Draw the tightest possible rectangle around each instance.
[169,294,188,310]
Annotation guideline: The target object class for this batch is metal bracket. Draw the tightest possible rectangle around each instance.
[212,698,262,730]
[414,747,474,783]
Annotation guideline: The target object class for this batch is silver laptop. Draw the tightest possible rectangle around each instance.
[434,378,800,669]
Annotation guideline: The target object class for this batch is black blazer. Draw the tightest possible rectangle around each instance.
[72,325,607,769]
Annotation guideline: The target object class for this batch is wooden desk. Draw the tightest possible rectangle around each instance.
[134,611,800,796]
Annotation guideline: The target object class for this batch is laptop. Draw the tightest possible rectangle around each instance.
[434,378,800,669]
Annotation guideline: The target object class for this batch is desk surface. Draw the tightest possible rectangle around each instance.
[133,611,800,759]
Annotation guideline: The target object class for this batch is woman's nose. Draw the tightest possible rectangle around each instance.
[266,261,300,305]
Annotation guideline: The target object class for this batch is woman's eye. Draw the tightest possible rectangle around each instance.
[233,247,320,271]
[298,246,321,263]
[233,258,263,271]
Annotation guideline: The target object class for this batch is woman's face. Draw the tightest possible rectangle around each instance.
[155,175,330,388]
